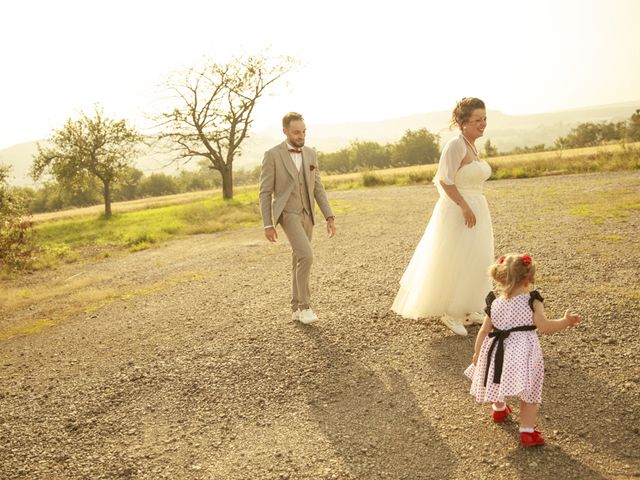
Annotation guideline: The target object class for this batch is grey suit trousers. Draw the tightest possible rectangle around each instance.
[280,210,314,311]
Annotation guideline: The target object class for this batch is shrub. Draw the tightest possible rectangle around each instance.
[0,166,39,271]
[361,172,388,187]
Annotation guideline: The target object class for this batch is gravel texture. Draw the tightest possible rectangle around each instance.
[1,170,639,479]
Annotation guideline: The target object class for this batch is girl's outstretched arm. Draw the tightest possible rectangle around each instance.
[532,300,582,334]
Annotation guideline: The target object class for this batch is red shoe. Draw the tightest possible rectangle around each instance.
[520,429,545,447]
[492,404,512,423]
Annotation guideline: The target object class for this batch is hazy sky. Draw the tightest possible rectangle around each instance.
[1,0,639,149]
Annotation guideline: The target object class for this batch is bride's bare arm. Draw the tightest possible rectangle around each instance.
[440,181,476,228]
[439,181,466,205]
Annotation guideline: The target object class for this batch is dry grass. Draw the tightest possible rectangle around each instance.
[30,185,259,224]
[0,271,204,340]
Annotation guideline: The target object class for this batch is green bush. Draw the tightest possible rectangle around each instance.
[361,172,388,187]
[0,166,39,271]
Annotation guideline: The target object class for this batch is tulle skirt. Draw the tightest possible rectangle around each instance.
[391,191,494,319]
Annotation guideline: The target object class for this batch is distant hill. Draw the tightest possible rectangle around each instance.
[1,100,638,187]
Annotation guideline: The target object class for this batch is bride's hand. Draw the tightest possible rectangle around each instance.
[461,204,477,228]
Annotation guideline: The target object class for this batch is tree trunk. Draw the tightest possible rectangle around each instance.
[103,181,112,218]
[221,166,233,200]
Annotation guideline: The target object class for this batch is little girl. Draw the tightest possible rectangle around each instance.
[464,253,582,447]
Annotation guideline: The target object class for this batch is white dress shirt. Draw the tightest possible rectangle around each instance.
[287,143,302,171]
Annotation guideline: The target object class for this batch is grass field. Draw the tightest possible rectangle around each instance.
[28,191,261,269]
[322,141,640,188]
[18,141,640,271]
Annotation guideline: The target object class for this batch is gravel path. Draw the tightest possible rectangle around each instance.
[1,171,639,479]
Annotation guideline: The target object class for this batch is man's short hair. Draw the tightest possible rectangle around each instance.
[282,112,304,129]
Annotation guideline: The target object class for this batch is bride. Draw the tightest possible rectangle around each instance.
[391,97,494,336]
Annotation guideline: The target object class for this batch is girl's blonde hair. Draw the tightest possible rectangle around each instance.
[489,253,536,297]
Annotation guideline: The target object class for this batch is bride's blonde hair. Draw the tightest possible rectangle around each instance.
[450,97,485,129]
[490,253,536,297]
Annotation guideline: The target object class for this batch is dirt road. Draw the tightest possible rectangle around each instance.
[1,171,639,479]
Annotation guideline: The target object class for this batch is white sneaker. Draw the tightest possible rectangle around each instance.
[298,308,319,325]
[463,311,485,326]
[292,309,301,321]
[440,314,467,336]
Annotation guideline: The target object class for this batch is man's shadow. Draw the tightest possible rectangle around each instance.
[427,333,633,479]
[300,328,456,479]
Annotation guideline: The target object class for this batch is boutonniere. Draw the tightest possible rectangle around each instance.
[309,164,316,171]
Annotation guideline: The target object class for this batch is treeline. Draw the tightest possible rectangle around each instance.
[318,128,440,173]
[555,109,640,148]
[14,127,440,213]
[484,109,640,157]
[14,162,261,214]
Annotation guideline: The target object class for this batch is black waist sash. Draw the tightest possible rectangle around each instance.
[483,325,537,386]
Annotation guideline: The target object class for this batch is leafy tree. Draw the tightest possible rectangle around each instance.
[601,121,626,143]
[391,129,440,167]
[317,148,353,174]
[137,173,180,197]
[175,169,218,192]
[555,120,626,148]
[349,141,392,169]
[510,144,547,154]
[26,182,62,213]
[26,180,99,212]
[483,139,499,157]
[234,166,262,187]
[318,129,439,173]
[113,167,144,201]
[159,53,296,199]
[627,109,640,142]
[32,106,142,218]
[562,122,601,147]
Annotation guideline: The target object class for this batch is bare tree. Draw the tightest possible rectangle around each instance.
[159,53,296,199]
[32,106,142,218]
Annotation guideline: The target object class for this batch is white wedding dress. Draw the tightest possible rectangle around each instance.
[392,135,494,319]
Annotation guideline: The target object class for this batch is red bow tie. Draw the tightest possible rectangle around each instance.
[288,148,302,154]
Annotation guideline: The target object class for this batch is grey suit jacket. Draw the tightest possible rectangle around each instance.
[259,142,334,227]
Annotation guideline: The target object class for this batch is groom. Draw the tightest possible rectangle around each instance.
[259,112,336,324]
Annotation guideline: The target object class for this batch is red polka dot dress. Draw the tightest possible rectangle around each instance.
[465,291,545,404]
